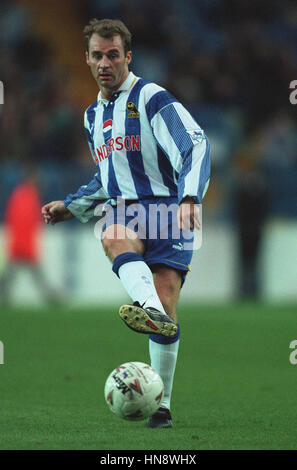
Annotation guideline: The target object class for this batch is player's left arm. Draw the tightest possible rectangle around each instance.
[177,196,201,232]
[147,92,210,231]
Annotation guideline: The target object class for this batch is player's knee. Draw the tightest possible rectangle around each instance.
[101,235,144,262]
[101,236,119,260]
[161,272,182,297]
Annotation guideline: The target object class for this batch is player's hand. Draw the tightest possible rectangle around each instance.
[41,200,74,225]
[177,197,200,232]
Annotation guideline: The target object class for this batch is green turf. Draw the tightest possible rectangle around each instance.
[0,302,296,450]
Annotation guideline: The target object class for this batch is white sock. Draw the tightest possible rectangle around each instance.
[118,261,166,313]
[149,338,179,410]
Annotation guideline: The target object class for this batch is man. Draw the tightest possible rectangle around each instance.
[42,19,210,428]
[1,170,58,304]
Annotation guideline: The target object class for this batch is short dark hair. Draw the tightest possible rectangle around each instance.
[83,18,132,55]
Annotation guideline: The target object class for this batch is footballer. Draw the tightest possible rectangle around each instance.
[42,19,210,428]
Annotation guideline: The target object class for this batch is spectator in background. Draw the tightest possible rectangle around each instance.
[233,132,269,299]
[0,167,59,304]
[233,103,296,299]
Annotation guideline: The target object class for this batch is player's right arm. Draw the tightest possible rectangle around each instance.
[42,171,108,225]
[63,172,108,223]
[42,200,74,225]
[59,107,109,223]
[43,106,108,225]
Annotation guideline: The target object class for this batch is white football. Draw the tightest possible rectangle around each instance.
[104,361,164,421]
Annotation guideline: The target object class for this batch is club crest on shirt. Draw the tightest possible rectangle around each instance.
[127,102,139,118]
[186,129,205,144]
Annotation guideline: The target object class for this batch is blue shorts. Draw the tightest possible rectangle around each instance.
[101,197,194,284]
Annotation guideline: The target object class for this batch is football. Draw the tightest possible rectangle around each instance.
[104,361,164,421]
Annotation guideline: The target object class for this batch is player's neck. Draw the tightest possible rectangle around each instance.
[100,87,116,100]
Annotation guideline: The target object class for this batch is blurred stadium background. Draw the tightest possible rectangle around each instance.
[0,0,296,306]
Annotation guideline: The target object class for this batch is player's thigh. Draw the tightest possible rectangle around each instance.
[151,264,182,322]
[101,224,145,262]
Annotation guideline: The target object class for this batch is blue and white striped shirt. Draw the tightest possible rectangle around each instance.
[64,72,210,222]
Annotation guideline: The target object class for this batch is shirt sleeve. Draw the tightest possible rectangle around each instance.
[146,89,210,204]
[63,105,108,223]
[64,172,108,223]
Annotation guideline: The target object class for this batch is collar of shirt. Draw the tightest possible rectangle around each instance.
[97,71,138,105]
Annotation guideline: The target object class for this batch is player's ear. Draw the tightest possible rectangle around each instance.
[85,51,90,65]
[126,51,132,66]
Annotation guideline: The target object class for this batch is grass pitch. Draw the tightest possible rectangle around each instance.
[0,302,296,450]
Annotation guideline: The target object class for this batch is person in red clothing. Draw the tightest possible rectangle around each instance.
[5,177,42,264]
[0,170,57,303]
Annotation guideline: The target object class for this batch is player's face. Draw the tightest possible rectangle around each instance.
[86,33,132,98]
